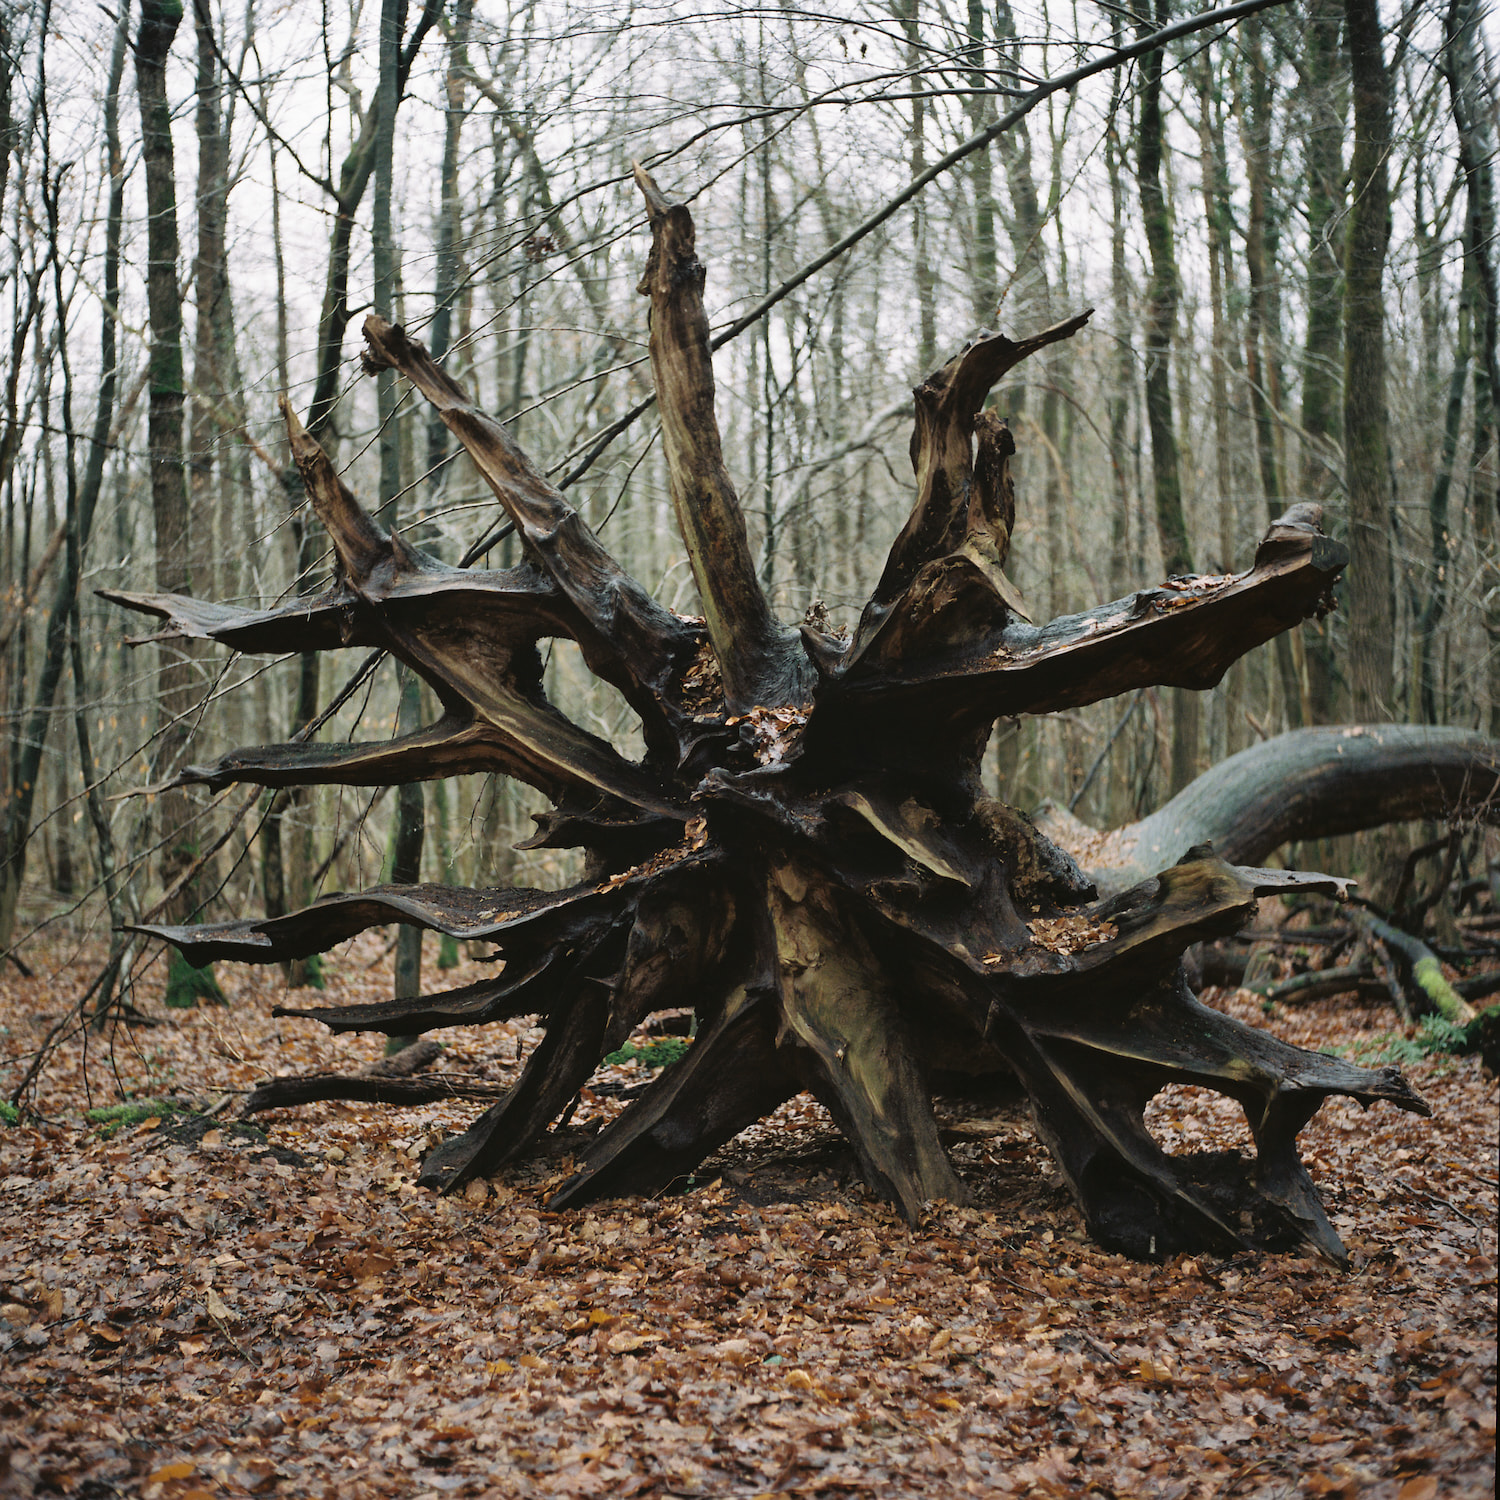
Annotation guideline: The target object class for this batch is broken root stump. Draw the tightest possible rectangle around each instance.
[109,168,1430,1264]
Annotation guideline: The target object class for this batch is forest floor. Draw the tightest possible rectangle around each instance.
[0,919,1494,1500]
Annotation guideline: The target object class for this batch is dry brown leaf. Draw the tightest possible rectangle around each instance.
[146,1462,196,1483]
[605,1331,660,1353]
[1397,1480,1439,1500]
[1,927,1491,1500]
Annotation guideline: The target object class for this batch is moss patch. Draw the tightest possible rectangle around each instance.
[604,1037,692,1069]
[85,1099,195,1138]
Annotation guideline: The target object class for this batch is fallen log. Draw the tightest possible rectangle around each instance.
[1251,965,1387,1006]
[1457,970,1500,1002]
[1353,909,1478,1026]
[1037,725,1500,896]
[243,1073,507,1114]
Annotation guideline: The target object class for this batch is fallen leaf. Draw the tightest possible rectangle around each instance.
[345,1248,395,1279]
[1304,1477,1356,1498]
[146,1461,196,1483]
[606,1331,659,1353]
[1397,1479,1439,1500]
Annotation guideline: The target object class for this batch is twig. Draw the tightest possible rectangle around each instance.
[8,951,121,1106]
[1070,690,1143,813]
[310,784,391,890]
[1400,1182,1487,1232]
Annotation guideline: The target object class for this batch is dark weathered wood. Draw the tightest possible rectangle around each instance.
[633,166,811,713]
[359,315,702,761]
[132,880,613,967]
[807,510,1348,781]
[243,1073,506,1113]
[766,854,964,1219]
[99,567,566,657]
[550,987,798,1208]
[879,320,1094,600]
[107,183,1440,1265]
[273,958,556,1034]
[417,983,613,1192]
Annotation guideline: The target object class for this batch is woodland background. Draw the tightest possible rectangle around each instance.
[0,0,1496,985]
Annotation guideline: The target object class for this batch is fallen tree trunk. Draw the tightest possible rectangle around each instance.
[1252,965,1386,1006]
[1354,910,1478,1026]
[1037,725,1500,895]
[107,169,1431,1266]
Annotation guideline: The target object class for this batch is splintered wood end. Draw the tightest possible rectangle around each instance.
[631,162,671,218]
[278,394,307,445]
[360,313,399,375]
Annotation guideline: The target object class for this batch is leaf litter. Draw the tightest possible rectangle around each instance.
[0,932,1494,1498]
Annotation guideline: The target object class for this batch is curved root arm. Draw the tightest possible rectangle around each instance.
[632,167,809,712]
[360,316,701,755]
[808,514,1348,773]
[128,875,635,968]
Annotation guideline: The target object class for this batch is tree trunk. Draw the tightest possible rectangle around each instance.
[370,0,426,1029]
[1445,0,1500,735]
[0,5,130,957]
[966,0,999,328]
[135,0,222,1008]
[1299,0,1345,724]
[137,1,192,826]
[1235,18,1303,728]
[111,173,1430,1267]
[1342,0,1396,721]
[191,0,230,607]
[1036,724,1500,894]
[897,0,937,376]
[1134,0,1199,793]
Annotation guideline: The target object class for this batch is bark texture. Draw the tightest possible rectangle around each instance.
[109,173,1430,1264]
[1038,725,1500,894]
[1342,0,1396,719]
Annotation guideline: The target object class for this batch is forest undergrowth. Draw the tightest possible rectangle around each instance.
[0,923,1494,1499]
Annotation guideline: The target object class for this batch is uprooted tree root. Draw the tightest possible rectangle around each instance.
[109,169,1431,1264]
